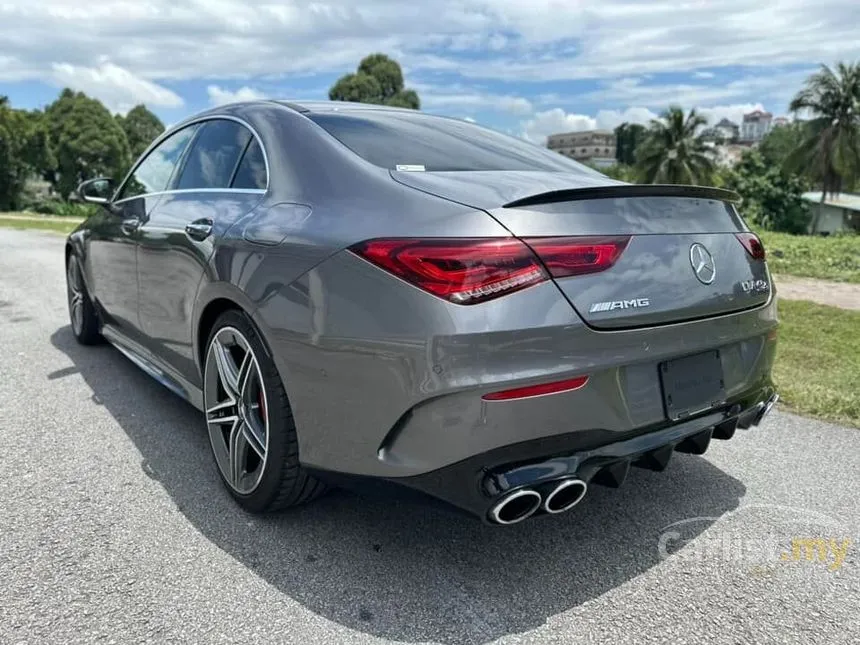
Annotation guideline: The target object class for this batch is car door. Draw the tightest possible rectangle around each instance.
[86,125,198,340]
[135,118,267,386]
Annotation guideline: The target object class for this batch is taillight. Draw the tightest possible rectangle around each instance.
[735,232,766,260]
[350,238,548,304]
[351,235,630,305]
[527,236,630,278]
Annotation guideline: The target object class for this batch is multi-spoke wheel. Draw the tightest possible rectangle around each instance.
[66,254,102,345]
[205,327,269,494]
[203,310,325,512]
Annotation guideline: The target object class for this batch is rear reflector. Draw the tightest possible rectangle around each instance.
[735,232,766,260]
[528,236,630,278]
[482,375,589,401]
[350,238,547,304]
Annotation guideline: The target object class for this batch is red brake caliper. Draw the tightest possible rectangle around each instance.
[258,389,266,421]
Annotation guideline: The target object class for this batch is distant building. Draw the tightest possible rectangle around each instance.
[714,118,739,141]
[741,110,773,142]
[547,130,617,168]
[708,143,747,167]
[772,116,791,128]
[802,192,860,234]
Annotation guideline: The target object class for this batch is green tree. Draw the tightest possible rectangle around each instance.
[116,104,164,159]
[0,98,30,210]
[329,53,420,109]
[0,98,55,210]
[759,121,804,167]
[725,149,811,233]
[614,122,646,166]
[46,89,131,198]
[599,163,638,182]
[635,106,715,185]
[788,62,860,198]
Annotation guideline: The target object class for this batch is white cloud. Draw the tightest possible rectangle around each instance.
[207,85,267,106]
[49,62,183,114]
[594,107,659,129]
[697,103,767,127]
[414,82,533,115]
[521,109,598,143]
[585,70,811,111]
[521,106,660,143]
[0,0,855,86]
[693,71,716,79]
[417,1,859,82]
[499,96,533,115]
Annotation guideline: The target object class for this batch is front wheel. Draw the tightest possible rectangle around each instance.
[203,310,325,512]
[66,254,102,345]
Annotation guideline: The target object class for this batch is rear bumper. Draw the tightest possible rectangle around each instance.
[260,252,779,479]
[311,386,777,523]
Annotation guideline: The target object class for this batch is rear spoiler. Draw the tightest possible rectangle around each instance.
[503,184,740,209]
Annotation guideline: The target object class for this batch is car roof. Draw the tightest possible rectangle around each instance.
[274,100,423,115]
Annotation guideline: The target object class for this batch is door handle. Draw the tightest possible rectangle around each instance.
[185,219,213,241]
[120,218,141,235]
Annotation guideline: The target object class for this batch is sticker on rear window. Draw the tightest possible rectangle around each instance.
[395,164,425,172]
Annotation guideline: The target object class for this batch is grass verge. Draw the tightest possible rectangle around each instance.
[775,299,860,427]
[758,231,860,283]
[0,214,82,235]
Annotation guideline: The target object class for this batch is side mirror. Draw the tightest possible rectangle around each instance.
[77,177,115,205]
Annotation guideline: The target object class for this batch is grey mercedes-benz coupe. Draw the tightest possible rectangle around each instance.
[67,100,778,524]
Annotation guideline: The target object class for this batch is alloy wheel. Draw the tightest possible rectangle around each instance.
[204,327,270,494]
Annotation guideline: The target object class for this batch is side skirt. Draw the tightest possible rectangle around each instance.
[101,325,205,411]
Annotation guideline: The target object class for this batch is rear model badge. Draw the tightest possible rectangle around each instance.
[690,243,716,284]
[589,298,651,313]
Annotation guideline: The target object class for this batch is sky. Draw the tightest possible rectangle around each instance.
[1,0,858,143]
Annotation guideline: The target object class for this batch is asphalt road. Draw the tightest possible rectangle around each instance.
[1,227,858,645]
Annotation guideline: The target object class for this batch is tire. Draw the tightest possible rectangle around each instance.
[203,309,325,512]
[66,254,102,345]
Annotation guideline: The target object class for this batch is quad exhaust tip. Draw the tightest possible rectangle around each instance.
[543,478,588,514]
[489,489,542,525]
[754,393,779,426]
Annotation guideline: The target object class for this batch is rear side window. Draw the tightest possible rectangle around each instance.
[231,139,267,190]
[307,111,596,173]
[175,120,251,189]
[118,125,198,200]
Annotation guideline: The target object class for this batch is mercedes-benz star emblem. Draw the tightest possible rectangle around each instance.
[689,243,716,284]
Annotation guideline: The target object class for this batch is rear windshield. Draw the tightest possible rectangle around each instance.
[307,111,596,173]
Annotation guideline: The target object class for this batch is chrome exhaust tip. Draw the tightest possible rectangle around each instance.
[489,489,542,525]
[754,393,779,426]
[542,478,588,514]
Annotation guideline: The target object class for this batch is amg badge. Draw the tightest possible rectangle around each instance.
[589,298,651,313]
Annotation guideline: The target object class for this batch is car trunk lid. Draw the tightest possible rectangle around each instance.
[392,171,771,329]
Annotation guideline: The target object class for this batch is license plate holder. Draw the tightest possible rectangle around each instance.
[660,350,726,421]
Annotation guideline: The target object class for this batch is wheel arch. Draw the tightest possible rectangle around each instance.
[193,282,276,380]
[65,233,95,300]
[196,297,244,377]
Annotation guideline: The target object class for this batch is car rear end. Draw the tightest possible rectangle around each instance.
[344,187,776,522]
[276,106,778,524]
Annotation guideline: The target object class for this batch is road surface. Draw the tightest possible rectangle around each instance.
[1,228,858,644]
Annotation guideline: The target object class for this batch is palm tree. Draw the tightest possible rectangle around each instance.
[635,106,715,185]
[788,62,860,200]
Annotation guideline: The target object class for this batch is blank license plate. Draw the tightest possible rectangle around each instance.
[660,350,726,421]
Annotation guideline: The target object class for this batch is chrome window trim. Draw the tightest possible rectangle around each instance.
[112,187,266,206]
[112,114,271,203]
